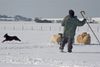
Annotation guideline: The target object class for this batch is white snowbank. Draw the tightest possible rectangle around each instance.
[0,22,100,67]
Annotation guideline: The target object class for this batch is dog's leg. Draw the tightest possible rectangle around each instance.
[17,38,21,42]
[16,38,21,42]
[14,37,21,42]
[2,40,6,43]
[18,39,21,42]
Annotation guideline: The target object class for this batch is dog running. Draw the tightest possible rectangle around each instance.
[2,33,21,43]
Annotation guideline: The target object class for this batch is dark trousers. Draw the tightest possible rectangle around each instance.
[60,36,73,51]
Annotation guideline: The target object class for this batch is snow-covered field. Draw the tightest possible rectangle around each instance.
[0,22,100,67]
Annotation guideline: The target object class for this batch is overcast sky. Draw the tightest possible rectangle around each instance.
[0,0,100,18]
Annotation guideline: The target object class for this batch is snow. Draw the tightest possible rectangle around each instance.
[0,22,100,67]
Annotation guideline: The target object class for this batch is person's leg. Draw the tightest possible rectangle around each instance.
[59,37,68,51]
[67,38,74,53]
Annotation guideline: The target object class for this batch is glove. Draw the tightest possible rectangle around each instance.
[84,19,86,21]
[83,19,87,22]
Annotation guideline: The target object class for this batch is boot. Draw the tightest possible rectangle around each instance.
[68,44,73,53]
[59,46,64,52]
[68,49,72,53]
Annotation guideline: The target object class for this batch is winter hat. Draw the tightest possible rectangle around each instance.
[69,10,74,17]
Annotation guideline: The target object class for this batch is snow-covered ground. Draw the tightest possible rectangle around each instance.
[0,22,100,67]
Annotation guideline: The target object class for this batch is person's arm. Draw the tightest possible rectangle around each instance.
[75,17,86,26]
[61,16,69,26]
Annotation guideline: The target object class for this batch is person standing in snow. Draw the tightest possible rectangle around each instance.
[59,9,86,53]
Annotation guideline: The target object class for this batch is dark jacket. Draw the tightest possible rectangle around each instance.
[62,15,86,39]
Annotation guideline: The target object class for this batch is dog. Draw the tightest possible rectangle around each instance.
[2,33,21,43]
[50,33,63,44]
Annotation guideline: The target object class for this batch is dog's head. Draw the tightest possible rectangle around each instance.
[4,33,8,38]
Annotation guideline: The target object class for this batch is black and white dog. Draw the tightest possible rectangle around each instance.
[2,33,21,43]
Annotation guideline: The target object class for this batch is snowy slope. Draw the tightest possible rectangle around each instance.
[0,22,100,67]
